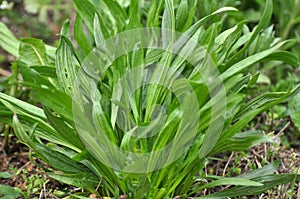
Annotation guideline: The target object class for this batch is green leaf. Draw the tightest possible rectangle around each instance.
[262,51,299,67]
[72,0,96,34]
[162,0,175,48]
[32,143,89,173]
[221,41,286,80]
[102,0,127,32]
[29,65,57,78]
[44,108,83,150]
[183,7,238,40]
[48,172,99,189]
[19,38,48,66]
[27,84,73,123]
[0,21,20,57]
[225,0,273,67]
[19,62,55,89]
[289,92,300,131]
[219,85,300,142]
[74,15,93,56]
[175,0,188,32]
[147,0,165,27]
[197,177,263,191]
[199,174,300,198]
[56,20,79,95]
[0,93,46,119]
[0,185,21,199]
[94,14,106,49]
[13,113,30,143]
[127,0,142,29]
[0,172,12,179]
[211,131,273,154]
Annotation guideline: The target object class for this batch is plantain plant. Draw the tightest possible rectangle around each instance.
[0,0,299,198]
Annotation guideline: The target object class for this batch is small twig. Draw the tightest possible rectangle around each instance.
[39,183,47,199]
[13,161,31,181]
[222,152,234,177]
[278,121,291,135]
[273,122,291,143]
[95,177,103,193]
[89,177,103,198]
[255,156,262,169]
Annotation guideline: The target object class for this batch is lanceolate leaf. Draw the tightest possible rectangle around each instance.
[221,41,287,80]
[48,172,99,189]
[102,0,127,32]
[147,0,165,27]
[56,20,79,95]
[19,38,48,66]
[72,0,96,34]
[196,177,263,191]
[74,15,93,56]
[0,21,20,57]
[199,174,300,198]
[225,0,273,67]
[289,92,300,131]
[175,0,188,32]
[0,93,46,119]
[262,51,299,67]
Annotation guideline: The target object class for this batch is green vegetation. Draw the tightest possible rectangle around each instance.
[0,0,299,198]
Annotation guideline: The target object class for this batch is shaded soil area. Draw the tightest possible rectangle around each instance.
[0,137,77,199]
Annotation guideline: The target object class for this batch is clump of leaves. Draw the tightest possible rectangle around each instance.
[0,0,299,198]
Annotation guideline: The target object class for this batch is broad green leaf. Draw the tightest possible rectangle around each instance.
[0,93,46,119]
[221,41,286,80]
[225,0,273,67]
[211,131,273,155]
[19,62,55,89]
[219,85,300,142]
[199,174,300,198]
[175,0,188,32]
[56,20,79,95]
[13,113,30,143]
[74,15,93,56]
[289,92,300,131]
[94,14,106,49]
[19,38,48,66]
[0,185,21,199]
[199,116,225,158]
[27,83,73,123]
[102,0,127,32]
[44,108,83,150]
[127,0,143,29]
[147,0,165,27]
[240,160,280,179]
[183,7,238,41]
[196,177,262,191]
[29,65,57,78]
[48,172,99,189]
[32,143,89,173]
[262,51,299,67]
[0,172,12,179]
[0,21,20,57]
[72,0,96,34]
[162,0,175,48]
